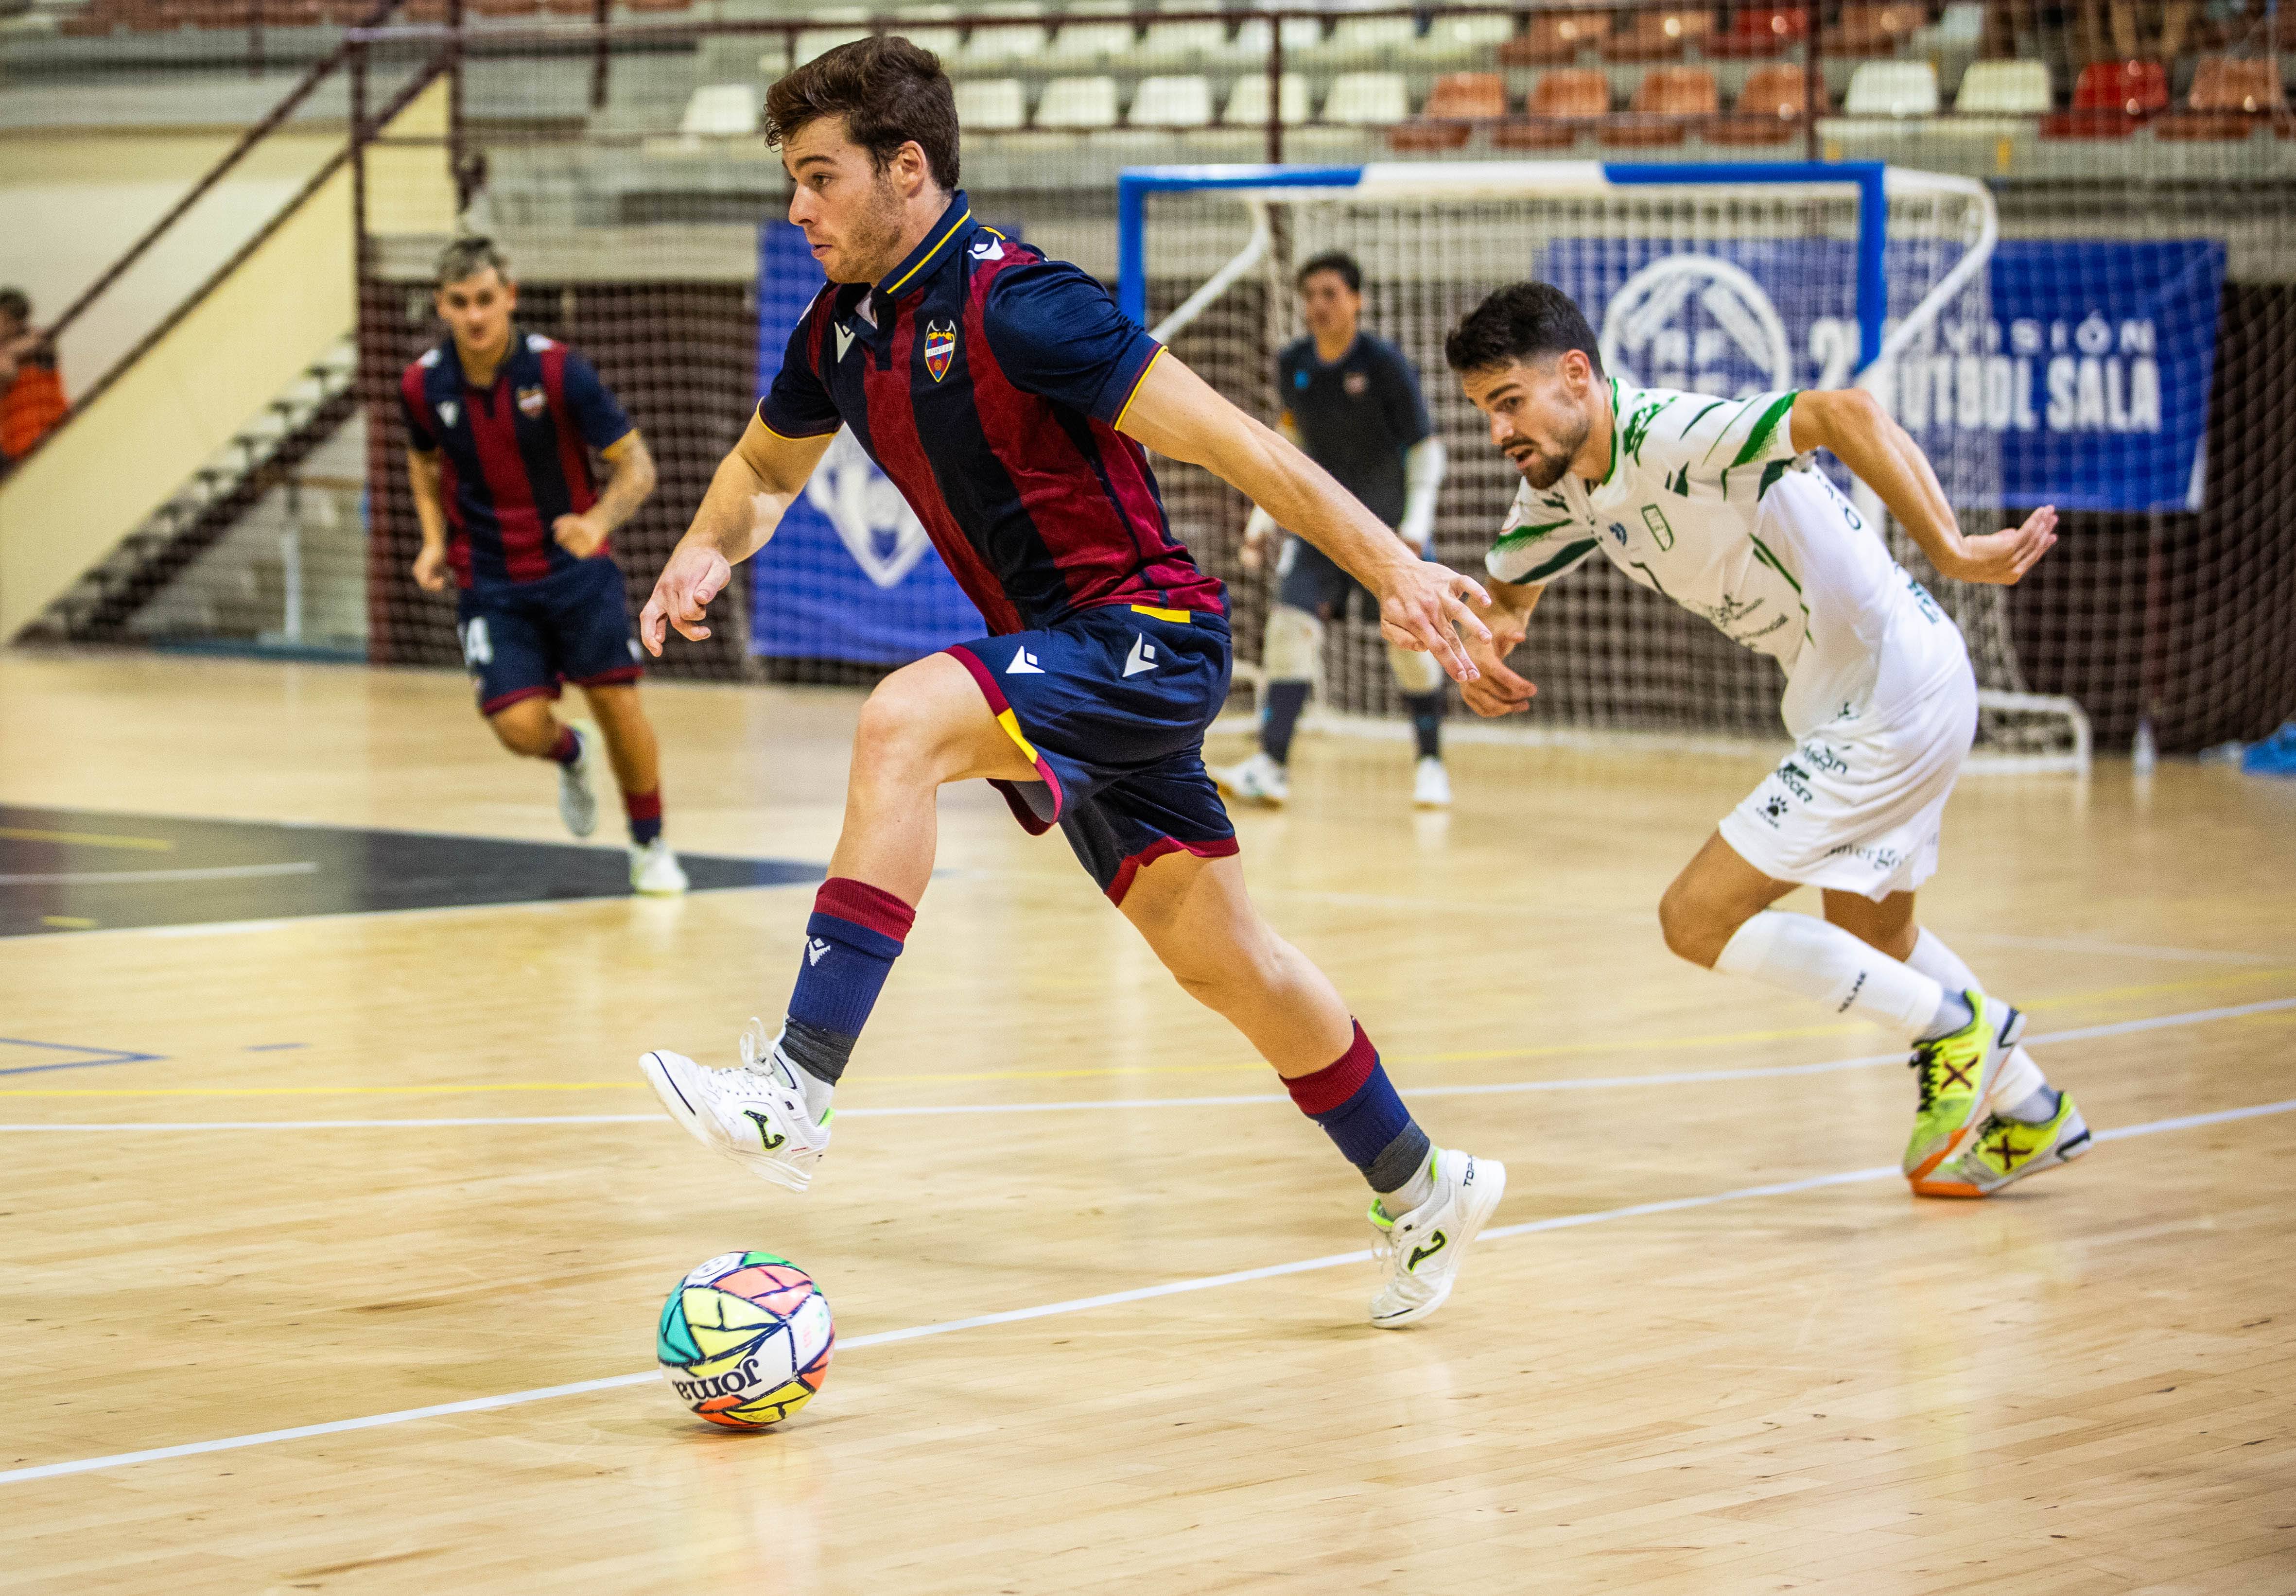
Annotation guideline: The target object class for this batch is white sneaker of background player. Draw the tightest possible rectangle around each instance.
[1368,1147,1506,1328]
[1211,750,1288,807]
[628,837,688,895]
[638,1018,830,1191]
[1412,756,1451,809]
[557,720,603,838]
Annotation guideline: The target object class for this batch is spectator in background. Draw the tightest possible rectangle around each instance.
[0,288,68,464]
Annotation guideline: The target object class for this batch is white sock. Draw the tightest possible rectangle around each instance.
[1905,927,1981,996]
[1715,911,1945,1041]
[1990,1045,2057,1122]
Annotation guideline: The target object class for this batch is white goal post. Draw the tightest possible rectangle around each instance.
[1116,160,2092,776]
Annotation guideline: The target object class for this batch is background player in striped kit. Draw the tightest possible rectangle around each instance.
[402,237,686,894]
[1213,252,1453,810]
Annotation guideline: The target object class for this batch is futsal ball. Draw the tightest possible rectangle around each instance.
[656,1250,834,1430]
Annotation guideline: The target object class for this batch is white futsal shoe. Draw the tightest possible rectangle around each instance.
[1368,1148,1507,1328]
[1412,756,1452,809]
[639,1019,830,1192]
[629,838,688,895]
[1211,750,1289,808]
[557,720,603,838]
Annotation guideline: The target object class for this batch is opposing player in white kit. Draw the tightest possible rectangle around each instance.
[1444,282,2089,1197]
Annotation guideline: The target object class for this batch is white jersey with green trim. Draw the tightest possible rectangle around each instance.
[1485,380,1962,734]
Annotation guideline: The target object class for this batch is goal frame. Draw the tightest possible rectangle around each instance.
[1115,159,2091,777]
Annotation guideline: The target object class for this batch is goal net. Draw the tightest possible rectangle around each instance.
[1122,160,2090,773]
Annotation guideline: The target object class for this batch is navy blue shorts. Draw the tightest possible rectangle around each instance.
[454,556,644,716]
[947,604,1237,904]
[1276,535,1375,622]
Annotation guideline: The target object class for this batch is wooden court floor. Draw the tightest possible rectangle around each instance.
[3,650,2293,1595]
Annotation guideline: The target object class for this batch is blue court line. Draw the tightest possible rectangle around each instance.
[0,1037,165,1077]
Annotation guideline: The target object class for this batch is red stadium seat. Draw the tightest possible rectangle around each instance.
[1704,5,1809,57]
[1604,8,1716,62]
[2156,55,2288,139]
[2043,58,2169,138]
[1494,67,1610,147]
[1388,72,1508,151]
[1602,65,1719,145]
[1710,61,1825,143]
[1498,10,1611,64]
[1822,2,1924,57]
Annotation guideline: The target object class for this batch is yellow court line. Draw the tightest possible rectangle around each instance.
[0,826,174,852]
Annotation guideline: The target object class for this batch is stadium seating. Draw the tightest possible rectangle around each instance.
[1320,12,1416,63]
[1386,70,1504,150]
[1603,8,1715,62]
[1414,12,1515,62]
[2044,58,2171,137]
[1494,66,1609,147]
[959,5,1046,66]
[1844,59,1940,117]
[1222,70,1310,127]
[2157,55,2289,139]
[678,82,755,139]
[954,76,1027,130]
[1129,73,1212,128]
[891,6,964,57]
[1954,58,2052,114]
[1824,3,1925,55]
[1032,74,1119,129]
[1225,15,1324,63]
[1498,11,1610,64]
[795,13,869,69]
[1048,5,1138,64]
[1322,70,1410,126]
[1135,17,1226,64]
[1603,64,1718,145]
[1711,61,1824,143]
[1705,5,1808,57]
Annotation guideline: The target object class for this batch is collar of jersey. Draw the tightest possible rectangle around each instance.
[1586,376,1621,490]
[442,326,528,390]
[873,192,974,303]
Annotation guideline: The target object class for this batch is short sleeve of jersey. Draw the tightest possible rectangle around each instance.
[1486,481,1600,585]
[559,350,634,451]
[1372,341,1433,449]
[755,309,844,440]
[982,260,1163,426]
[400,369,436,452]
[1632,386,1802,481]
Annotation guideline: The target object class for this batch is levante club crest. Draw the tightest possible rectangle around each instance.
[922,319,958,382]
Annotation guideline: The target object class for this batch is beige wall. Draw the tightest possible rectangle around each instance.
[0,81,455,642]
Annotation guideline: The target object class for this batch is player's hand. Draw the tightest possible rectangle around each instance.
[1459,615,1536,717]
[1945,505,2057,586]
[410,543,450,593]
[1238,506,1277,574]
[640,540,733,655]
[1377,557,1492,684]
[553,512,609,559]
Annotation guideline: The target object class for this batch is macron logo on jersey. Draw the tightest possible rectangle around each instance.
[835,323,855,362]
[1123,634,1158,677]
[1006,647,1044,675]
[437,399,459,428]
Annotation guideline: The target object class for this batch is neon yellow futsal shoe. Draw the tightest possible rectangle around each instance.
[1902,989,2024,1182]
[1913,1092,2093,1198]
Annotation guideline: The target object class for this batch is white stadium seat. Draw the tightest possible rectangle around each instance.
[1131,74,1215,128]
[1844,60,1941,117]
[1954,58,2052,114]
[678,83,757,139]
[1138,18,1227,61]
[953,77,1028,130]
[960,4,1048,64]
[1034,75,1121,129]
[1049,18,1138,60]
[1222,70,1310,126]
[1322,70,1411,125]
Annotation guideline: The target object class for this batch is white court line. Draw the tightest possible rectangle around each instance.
[5,995,2290,1134]
[0,862,319,887]
[4,1091,2289,1490]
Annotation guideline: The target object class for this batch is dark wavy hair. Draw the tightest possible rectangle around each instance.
[766,35,961,191]
[1444,281,1604,377]
[1296,252,1362,295]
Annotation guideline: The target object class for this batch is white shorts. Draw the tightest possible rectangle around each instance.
[1719,598,1978,901]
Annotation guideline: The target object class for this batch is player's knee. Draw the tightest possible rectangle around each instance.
[853,669,972,782]
[486,700,556,758]
[1657,880,1730,969]
[1386,642,1445,695]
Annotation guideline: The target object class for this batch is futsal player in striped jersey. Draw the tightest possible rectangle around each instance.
[1446,283,2088,1197]
[635,38,1504,1326]
[401,237,686,894]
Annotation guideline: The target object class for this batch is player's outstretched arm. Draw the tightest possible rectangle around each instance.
[1791,388,2057,586]
[1118,352,1491,681]
[553,432,657,558]
[1459,579,1545,719]
[640,414,833,655]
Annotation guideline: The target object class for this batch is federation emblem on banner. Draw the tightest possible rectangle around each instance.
[923,319,958,382]
[804,426,935,590]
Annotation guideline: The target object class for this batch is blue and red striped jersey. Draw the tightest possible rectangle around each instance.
[756,195,1224,636]
[400,331,634,589]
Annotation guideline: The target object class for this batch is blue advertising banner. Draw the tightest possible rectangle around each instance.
[750,221,984,663]
[1538,235,2226,513]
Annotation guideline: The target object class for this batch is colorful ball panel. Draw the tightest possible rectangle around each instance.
[657,1250,834,1431]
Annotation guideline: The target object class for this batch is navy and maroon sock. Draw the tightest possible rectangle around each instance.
[775,877,917,1089]
[1283,1021,1433,1199]
[625,787,662,847]
[1262,680,1311,765]
[547,725,581,765]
